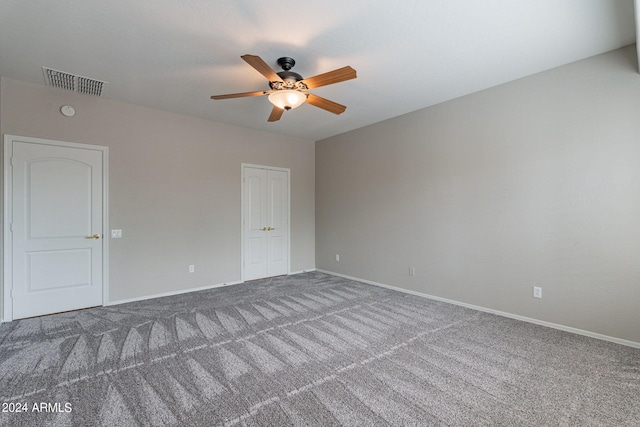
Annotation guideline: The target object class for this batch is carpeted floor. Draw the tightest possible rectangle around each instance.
[0,271,638,426]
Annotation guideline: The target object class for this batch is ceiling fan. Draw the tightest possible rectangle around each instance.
[211,55,357,122]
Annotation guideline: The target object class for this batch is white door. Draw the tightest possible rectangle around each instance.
[243,165,289,281]
[6,137,106,319]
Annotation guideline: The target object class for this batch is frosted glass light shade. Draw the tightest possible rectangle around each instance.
[268,90,307,110]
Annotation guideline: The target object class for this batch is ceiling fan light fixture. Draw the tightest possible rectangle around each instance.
[211,55,355,121]
[268,89,307,110]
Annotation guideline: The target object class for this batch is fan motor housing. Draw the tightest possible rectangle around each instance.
[270,56,306,90]
[277,70,303,82]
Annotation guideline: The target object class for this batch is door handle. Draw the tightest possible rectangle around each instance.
[261,227,268,231]
[267,227,274,231]
[86,234,101,239]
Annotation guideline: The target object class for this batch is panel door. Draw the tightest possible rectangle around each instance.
[243,166,289,281]
[10,140,104,319]
[266,169,288,277]
[244,167,269,280]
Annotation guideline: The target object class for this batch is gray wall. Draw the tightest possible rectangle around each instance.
[316,46,640,344]
[0,77,315,307]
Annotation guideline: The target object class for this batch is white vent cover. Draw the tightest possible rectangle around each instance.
[42,67,106,96]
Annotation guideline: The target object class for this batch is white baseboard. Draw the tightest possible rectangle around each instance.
[106,280,244,306]
[317,269,640,350]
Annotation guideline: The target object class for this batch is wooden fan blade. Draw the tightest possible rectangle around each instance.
[305,93,347,115]
[300,66,356,89]
[268,106,284,122]
[241,54,283,82]
[211,90,268,100]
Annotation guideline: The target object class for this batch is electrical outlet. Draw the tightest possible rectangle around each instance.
[188,265,195,273]
[336,254,340,262]
[533,286,542,299]
[409,266,415,276]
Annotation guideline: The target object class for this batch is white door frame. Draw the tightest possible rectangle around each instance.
[2,135,109,322]
[241,163,290,282]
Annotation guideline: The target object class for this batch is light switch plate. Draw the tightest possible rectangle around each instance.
[111,229,122,238]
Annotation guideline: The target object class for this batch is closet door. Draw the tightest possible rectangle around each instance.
[243,165,289,281]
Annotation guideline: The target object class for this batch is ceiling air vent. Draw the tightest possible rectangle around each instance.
[42,67,106,96]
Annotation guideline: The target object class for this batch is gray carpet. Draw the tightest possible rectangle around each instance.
[0,272,638,426]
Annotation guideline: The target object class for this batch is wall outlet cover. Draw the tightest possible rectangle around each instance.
[533,286,542,298]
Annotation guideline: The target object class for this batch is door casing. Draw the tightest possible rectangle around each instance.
[2,135,109,321]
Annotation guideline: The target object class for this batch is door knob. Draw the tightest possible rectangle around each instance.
[267,227,274,231]
[261,227,268,231]
[86,234,101,239]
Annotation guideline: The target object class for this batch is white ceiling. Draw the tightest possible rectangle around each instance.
[0,0,637,141]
